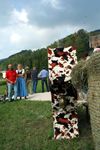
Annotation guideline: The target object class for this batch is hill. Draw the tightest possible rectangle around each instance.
[0,48,47,70]
[0,29,98,70]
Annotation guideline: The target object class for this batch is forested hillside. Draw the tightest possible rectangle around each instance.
[0,29,99,71]
[0,49,47,70]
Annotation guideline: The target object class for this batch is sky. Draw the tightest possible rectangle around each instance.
[0,0,100,59]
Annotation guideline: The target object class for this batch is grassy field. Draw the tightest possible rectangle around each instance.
[0,101,94,150]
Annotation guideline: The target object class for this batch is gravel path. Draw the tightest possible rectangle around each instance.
[27,92,51,101]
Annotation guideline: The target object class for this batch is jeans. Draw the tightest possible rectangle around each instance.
[7,83,17,100]
[32,79,38,93]
[41,78,49,92]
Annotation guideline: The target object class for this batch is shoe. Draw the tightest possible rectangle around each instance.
[9,99,13,102]
[5,97,9,100]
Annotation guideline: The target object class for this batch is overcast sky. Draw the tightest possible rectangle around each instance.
[0,0,100,59]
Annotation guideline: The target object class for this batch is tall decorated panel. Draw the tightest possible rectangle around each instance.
[48,46,79,139]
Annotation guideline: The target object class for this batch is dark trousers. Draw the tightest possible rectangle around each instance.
[41,78,49,92]
[32,79,38,93]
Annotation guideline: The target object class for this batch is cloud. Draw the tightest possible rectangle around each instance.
[41,0,62,9]
[28,0,100,29]
[0,21,81,59]
[10,33,22,44]
[0,0,12,27]
[0,0,100,59]
[10,8,29,24]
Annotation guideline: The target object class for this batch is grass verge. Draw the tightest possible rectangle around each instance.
[0,101,94,150]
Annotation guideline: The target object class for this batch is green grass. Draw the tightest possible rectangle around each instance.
[36,80,48,93]
[0,80,6,95]
[0,101,94,150]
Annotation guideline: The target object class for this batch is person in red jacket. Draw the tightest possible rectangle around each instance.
[6,64,17,101]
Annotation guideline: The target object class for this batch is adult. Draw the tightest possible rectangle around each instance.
[25,66,32,95]
[5,64,17,101]
[31,67,38,93]
[16,64,27,99]
[38,67,49,92]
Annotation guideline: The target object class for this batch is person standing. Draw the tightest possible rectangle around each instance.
[38,67,49,92]
[5,64,17,101]
[16,64,27,99]
[31,67,38,93]
[25,66,32,95]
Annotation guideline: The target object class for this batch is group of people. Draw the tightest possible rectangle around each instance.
[5,64,49,101]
